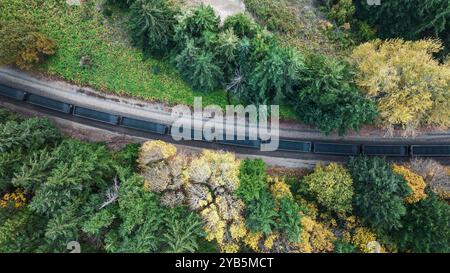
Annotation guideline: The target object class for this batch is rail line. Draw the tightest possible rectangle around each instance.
[1,83,450,160]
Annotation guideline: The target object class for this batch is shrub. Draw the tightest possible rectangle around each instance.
[223,13,258,39]
[324,0,376,46]
[392,164,428,204]
[393,193,450,253]
[333,239,357,253]
[293,54,377,135]
[351,39,450,132]
[303,163,353,215]
[328,0,356,26]
[174,4,220,45]
[128,0,177,57]
[159,207,205,253]
[348,157,410,232]
[351,227,377,253]
[245,189,278,236]
[277,196,302,243]
[0,208,43,253]
[0,108,20,124]
[0,19,55,69]
[296,216,336,253]
[237,159,267,202]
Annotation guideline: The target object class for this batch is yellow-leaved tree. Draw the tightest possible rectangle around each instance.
[392,164,427,204]
[351,39,450,133]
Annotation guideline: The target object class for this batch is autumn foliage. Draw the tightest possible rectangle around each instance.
[393,164,427,204]
[351,39,450,133]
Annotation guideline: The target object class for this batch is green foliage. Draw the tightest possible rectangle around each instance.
[277,196,302,243]
[323,0,376,47]
[1,137,115,251]
[0,118,61,154]
[28,140,114,216]
[0,0,232,114]
[0,108,20,124]
[12,149,55,192]
[245,189,278,235]
[82,208,116,236]
[106,0,135,9]
[104,172,162,252]
[174,4,220,45]
[0,208,46,253]
[129,0,176,57]
[355,0,450,57]
[216,29,240,79]
[160,207,204,253]
[0,117,61,193]
[348,157,410,232]
[393,193,450,253]
[44,204,82,247]
[223,13,258,39]
[235,37,306,105]
[0,151,24,192]
[96,171,204,253]
[303,163,354,215]
[328,0,355,26]
[333,239,358,253]
[292,54,377,135]
[174,40,223,91]
[113,143,141,172]
[237,159,267,202]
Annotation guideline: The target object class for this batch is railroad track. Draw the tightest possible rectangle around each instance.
[1,83,450,160]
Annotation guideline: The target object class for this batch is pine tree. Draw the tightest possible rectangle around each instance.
[129,0,176,57]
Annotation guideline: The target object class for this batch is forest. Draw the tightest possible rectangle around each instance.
[0,0,449,254]
[0,108,449,253]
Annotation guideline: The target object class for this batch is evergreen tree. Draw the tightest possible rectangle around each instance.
[129,0,176,57]
[394,193,450,253]
[348,157,410,233]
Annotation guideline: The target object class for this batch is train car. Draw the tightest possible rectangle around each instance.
[26,94,72,114]
[362,145,409,156]
[277,139,312,153]
[314,142,360,156]
[217,138,261,149]
[0,84,26,101]
[121,116,168,134]
[215,133,261,149]
[411,145,450,157]
[73,106,119,125]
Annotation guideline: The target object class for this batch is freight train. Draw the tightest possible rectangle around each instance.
[1,83,449,157]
